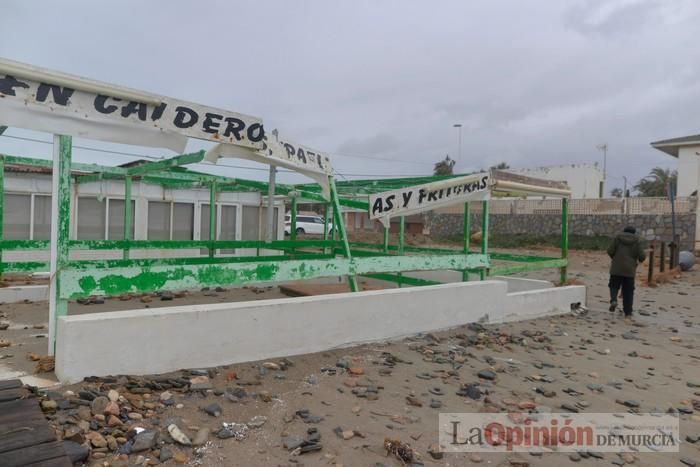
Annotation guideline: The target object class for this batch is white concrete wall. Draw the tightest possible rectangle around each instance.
[0,285,49,303]
[507,165,604,199]
[55,281,585,383]
[677,147,700,197]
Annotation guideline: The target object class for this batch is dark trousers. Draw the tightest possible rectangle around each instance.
[609,275,635,316]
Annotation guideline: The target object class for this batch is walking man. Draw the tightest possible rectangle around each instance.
[607,226,646,318]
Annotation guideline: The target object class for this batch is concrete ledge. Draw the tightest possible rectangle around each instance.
[56,281,585,383]
[0,285,49,303]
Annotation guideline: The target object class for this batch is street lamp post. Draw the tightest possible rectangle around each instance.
[596,143,608,197]
[453,123,462,169]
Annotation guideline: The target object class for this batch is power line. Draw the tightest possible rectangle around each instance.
[0,133,429,178]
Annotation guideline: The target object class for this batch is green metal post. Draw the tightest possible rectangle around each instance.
[290,196,298,255]
[329,177,358,292]
[48,135,72,356]
[462,202,470,281]
[209,181,217,258]
[123,176,132,260]
[383,225,389,253]
[322,202,330,253]
[398,216,405,287]
[479,199,489,281]
[0,156,4,277]
[560,197,569,285]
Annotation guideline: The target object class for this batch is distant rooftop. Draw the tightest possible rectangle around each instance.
[651,134,700,157]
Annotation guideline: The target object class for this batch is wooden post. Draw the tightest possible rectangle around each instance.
[659,241,666,273]
[647,243,655,285]
[48,135,72,356]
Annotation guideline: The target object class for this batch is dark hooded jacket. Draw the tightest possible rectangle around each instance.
[607,232,646,277]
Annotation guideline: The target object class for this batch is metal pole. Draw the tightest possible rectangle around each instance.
[290,196,298,255]
[560,197,569,285]
[0,156,4,278]
[398,216,405,287]
[329,177,358,292]
[266,166,276,242]
[480,199,489,281]
[123,176,132,260]
[659,241,666,273]
[48,135,72,356]
[462,202,470,281]
[322,202,330,254]
[209,181,217,257]
[383,224,389,253]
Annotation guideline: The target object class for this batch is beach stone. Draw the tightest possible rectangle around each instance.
[131,430,158,452]
[478,370,496,380]
[204,403,222,417]
[90,396,109,416]
[107,389,119,402]
[159,446,173,462]
[283,436,305,450]
[173,451,188,464]
[41,400,57,412]
[568,453,581,462]
[427,443,443,459]
[192,428,210,446]
[680,458,696,467]
[63,440,89,463]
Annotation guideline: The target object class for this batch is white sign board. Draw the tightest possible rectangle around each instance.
[0,60,263,154]
[205,132,333,198]
[369,172,491,226]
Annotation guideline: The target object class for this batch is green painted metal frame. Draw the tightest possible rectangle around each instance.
[0,146,570,352]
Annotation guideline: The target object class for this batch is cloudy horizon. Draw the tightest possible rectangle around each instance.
[1,0,699,191]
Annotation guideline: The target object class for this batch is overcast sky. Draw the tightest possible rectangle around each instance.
[1,0,699,190]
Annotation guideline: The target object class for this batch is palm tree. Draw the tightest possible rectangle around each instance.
[633,167,677,197]
[433,155,455,176]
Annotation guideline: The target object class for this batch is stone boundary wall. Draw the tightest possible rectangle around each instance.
[426,212,697,250]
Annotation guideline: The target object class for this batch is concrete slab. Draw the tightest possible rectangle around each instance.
[55,280,585,383]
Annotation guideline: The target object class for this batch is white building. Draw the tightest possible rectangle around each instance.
[2,161,284,262]
[651,134,700,197]
[505,164,604,199]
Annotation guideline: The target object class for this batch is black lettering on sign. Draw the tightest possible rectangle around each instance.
[151,102,167,121]
[223,117,244,140]
[121,101,148,121]
[94,95,119,114]
[283,143,295,159]
[453,185,462,195]
[36,83,75,106]
[247,123,264,142]
[401,191,413,208]
[446,187,452,197]
[202,113,223,134]
[297,147,307,164]
[173,106,198,128]
[0,75,29,96]
[418,189,427,204]
[372,198,384,216]
[480,175,488,189]
[385,195,395,211]
[427,190,438,202]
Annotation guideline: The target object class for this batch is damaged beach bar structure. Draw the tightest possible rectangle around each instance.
[0,58,585,382]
